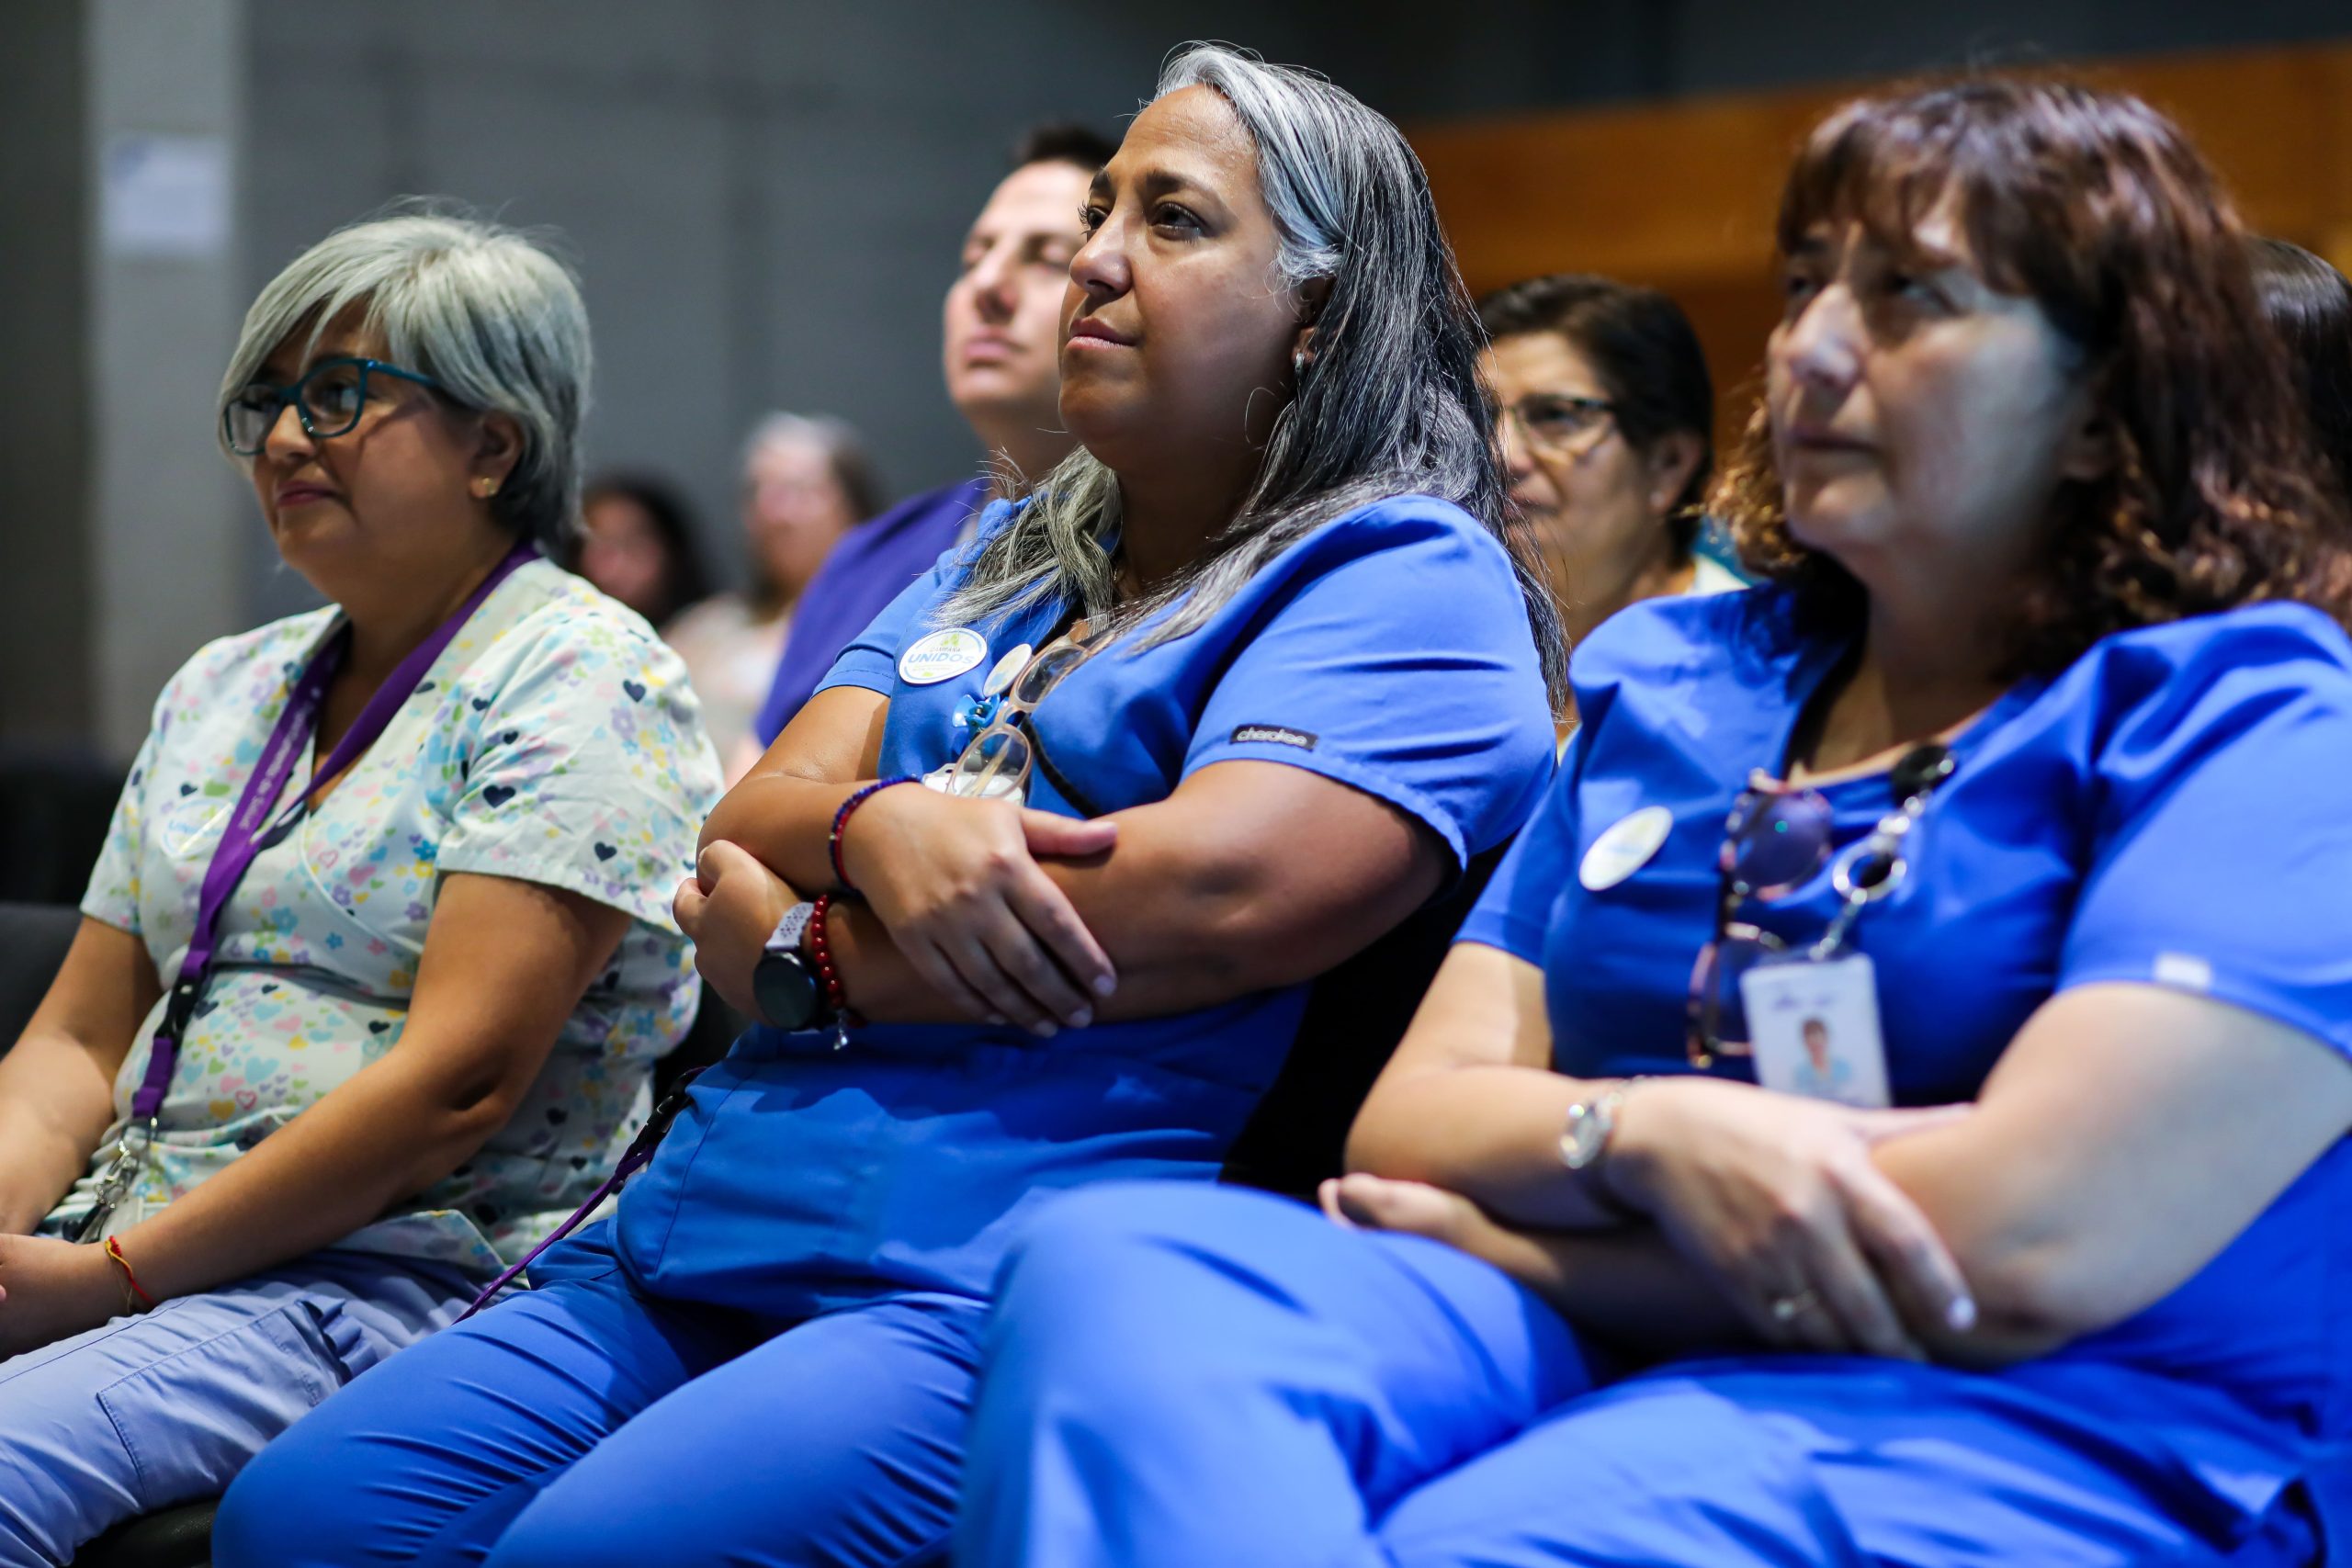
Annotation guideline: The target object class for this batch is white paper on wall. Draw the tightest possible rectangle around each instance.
[101,133,229,258]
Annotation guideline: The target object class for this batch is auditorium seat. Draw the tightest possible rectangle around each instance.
[1219,844,1504,1198]
[0,747,123,906]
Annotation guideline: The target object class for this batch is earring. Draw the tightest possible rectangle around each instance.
[472,476,501,500]
[1292,347,1309,378]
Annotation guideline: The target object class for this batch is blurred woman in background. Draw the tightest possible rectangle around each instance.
[1479,275,1738,736]
[2250,236,2352,505]
[670,412,880,780]
[576,471,711,629]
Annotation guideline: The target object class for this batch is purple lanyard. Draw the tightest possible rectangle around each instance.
[77,544,535,1243]
[458,1066,702,1319]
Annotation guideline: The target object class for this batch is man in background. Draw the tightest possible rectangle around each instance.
[752,123,1115,743]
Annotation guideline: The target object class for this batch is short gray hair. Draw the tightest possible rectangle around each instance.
[934,44,1567,707]
[741,411,884,521]
[219,205,593,551]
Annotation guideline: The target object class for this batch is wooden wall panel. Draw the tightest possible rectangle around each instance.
[1411,39,2352,445]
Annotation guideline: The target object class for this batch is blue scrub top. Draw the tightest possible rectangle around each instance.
[617,493,1555,1316]
[1458,585,2352,1532]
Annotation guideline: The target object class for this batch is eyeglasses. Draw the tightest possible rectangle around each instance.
[1500,392,1615,455]
[222,356,446,457]
[943,626,1106,800]
[1685,742,1954,1067]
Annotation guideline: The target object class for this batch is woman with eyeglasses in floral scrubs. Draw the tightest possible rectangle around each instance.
[0,211,717,1564]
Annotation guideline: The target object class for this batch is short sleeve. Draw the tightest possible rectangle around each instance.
[80,724,163,936]
[2058,609,2352,1060]
[436,613,723,931]
[817,499,1017,698]
[1453,729,1585,963]
[1182,502,1555,870]
[78,643,217,938]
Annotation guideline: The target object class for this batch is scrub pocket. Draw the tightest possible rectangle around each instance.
[96,1293,377,1505]
[614,1040,889,1314]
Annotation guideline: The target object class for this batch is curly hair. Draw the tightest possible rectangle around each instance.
[1711,75,2352,675]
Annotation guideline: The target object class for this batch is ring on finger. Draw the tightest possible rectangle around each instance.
[1769,1289,1819,1325]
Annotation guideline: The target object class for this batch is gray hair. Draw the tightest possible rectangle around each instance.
[935,43,1567,706]
[219,205,592,552]
[741,411,884,522]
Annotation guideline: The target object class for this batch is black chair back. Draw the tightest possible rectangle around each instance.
[1219,844,1506,1199]
[0,747,125,906]
[0,900,80,1055]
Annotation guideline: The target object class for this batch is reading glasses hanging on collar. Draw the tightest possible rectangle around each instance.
[943,626,1108,802]
[1684,741,1955,1069]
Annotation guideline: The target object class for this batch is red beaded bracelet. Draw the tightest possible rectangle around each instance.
[808,892,864,1043]
[829,777,917,892]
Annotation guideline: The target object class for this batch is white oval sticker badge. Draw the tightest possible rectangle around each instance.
[1579,805,1674,891]
[899,628,988,686]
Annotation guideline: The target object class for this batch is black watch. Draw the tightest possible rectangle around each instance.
[751,902,830,1031]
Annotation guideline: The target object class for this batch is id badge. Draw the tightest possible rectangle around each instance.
[1738,953,1892,1109]
[920,762,1024,803]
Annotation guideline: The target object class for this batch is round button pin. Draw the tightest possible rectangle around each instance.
[1579,805,1674,891]
[899,628,988,686]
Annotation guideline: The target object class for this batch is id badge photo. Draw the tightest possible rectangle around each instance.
[1738,953,1893,1109]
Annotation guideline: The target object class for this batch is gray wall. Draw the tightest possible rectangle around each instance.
[0,3,94,745]
[86,0,249,758]
[0,0,247,758]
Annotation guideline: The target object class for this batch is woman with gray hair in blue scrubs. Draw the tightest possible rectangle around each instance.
[0,209,719,1562]
[217,44,1561,1568]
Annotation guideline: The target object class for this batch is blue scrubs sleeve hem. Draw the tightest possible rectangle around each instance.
[1450,928,1545,967]
[1186,742,1469,871]
[2056,962,2352,1065]
[813,656,898,699]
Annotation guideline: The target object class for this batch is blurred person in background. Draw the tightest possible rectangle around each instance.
[750,124,1116,745]
[1480,274,1738,739]
[669,412,879,782]
[0,210,718,1562]
[2250,236,2352,505]
[576,471,711,629]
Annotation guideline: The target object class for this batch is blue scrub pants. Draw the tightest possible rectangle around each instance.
[958,1184,2322,1568]
[0,1248,471,1568]
[214,1222,986,1568]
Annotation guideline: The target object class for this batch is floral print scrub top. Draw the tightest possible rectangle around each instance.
[44,558,723,1276]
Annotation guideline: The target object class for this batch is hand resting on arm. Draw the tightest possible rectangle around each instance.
[684,684,1454,1035]
[1341,941,1973,1362]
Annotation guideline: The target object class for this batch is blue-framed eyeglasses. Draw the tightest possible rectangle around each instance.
[221,356,446,457]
